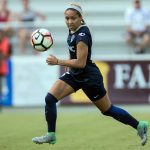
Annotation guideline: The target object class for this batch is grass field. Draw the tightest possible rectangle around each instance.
[0,106,150,150]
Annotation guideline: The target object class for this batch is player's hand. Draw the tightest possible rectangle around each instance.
[46,55,58,65]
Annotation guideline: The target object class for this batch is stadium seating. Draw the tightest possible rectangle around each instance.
[8,0,150,56]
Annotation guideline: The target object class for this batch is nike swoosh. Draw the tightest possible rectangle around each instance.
[93,95,99,99]
[35,34,40,40]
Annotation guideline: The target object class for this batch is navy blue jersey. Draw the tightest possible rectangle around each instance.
[67,25,94,77]
[60,25,106,101]
[67,25,92,61]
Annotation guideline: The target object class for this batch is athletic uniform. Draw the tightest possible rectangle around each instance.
[59,25,106,101]
[32,5,149,146]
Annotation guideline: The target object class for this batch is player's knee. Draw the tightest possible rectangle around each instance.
[45,93,58,106]
[102,105,113,116]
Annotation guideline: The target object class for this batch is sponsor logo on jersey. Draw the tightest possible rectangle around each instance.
[68,46,75,52]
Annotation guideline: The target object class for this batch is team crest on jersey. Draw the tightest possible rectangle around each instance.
[68,46,75,52]
[79,33,85,36]
[70,35,75,43]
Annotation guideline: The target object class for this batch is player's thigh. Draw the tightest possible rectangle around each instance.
[49,79,75,100]
[93,94,112,113]
[83,86,111,112]
[82,72,106,102]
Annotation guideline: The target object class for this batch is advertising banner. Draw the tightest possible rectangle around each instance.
[61,60,150,104]
[12,56,59,106]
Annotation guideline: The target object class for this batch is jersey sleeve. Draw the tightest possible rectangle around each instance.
[76,32,90,46]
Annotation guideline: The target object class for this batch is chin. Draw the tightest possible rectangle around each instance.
[69,27,75,31]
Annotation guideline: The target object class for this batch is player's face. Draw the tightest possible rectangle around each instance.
[65,10,82,31]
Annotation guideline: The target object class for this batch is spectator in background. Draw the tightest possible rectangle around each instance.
[17,0,46,54]
[125,0,150,54]
[0,29,12,111]
[0,0,15,38]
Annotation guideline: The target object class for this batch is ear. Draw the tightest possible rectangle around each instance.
[80,16,83,22]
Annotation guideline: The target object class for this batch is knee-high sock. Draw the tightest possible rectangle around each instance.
[45,93,58,132]
[103,105,139,129]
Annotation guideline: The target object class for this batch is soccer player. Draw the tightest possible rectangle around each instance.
[32,4,149,146]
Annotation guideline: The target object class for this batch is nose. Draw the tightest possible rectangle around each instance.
[68,19,73,25]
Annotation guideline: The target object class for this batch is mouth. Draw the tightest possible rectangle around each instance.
[68,25,74,28]
[68,23,74,28]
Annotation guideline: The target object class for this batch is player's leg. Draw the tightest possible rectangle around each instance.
[32,73,79,144]
[82,74,148,146]
[83,83,140,130]
[32,79,75,144]
[45,79,75,133]
[93,94,149,146]
[93,94,139,128]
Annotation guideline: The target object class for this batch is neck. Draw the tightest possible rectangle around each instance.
[70,25,86,34]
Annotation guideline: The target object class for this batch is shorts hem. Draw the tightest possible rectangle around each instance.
[90,91,107,101]
[59,78,79,92]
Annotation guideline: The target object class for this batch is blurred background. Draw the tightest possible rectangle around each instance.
[0,0,150,107]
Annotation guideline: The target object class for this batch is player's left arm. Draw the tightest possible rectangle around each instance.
[46,41,88,68]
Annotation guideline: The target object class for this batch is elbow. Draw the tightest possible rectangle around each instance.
[75,59,86,69]
[78,62,86,69]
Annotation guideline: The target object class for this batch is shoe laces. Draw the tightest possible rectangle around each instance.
[43,134,50,139]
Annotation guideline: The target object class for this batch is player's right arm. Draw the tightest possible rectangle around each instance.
[46,41,88,69]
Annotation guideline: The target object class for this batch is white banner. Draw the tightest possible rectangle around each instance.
[12,56,59,106]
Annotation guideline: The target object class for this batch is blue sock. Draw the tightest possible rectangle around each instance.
[103,105,139,129]
[45,93,58,132]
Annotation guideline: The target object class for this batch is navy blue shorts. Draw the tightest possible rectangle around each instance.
[59,69,106,101]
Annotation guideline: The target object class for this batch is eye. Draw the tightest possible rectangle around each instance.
[65,17,69,20]
[71,17,77,20]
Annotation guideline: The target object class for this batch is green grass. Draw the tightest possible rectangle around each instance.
[0,106,149,150]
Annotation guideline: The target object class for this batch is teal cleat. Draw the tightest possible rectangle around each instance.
[32,132,56,144]
[137,121,149,146]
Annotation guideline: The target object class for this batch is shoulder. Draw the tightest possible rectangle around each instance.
[75,26,92,45]
[79,26,90,32]
[78,26,91,36]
